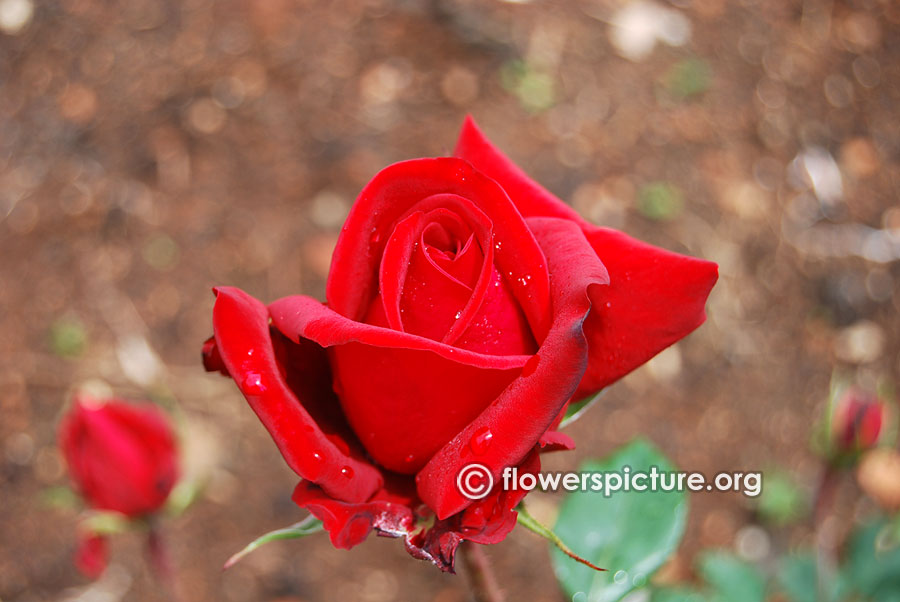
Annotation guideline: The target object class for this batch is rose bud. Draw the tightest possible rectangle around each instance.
[831,387,886,455]
[203,117,717,571]
[59,396,179,577]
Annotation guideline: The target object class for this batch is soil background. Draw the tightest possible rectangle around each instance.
[1,0,899,601]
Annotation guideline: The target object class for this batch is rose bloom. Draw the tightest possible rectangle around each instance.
[203,118,717,571]
[831,387,886,454]
[59,397,179,577]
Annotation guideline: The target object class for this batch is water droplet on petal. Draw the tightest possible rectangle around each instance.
[522,355,540,377]
[454,311,462,320]
[241,371,266,395]
[341,465,354,478]
[470,426,493,455]
[306,451,325,480]
[404,454,415,464]
[605,301,611,308]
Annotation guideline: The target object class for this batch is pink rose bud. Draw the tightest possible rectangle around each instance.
[832,388,885,454]
[59,397,179,577]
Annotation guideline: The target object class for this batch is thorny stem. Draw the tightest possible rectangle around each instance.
[459,542,505,602]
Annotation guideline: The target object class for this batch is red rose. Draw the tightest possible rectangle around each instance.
[203,117,717,571]
[59,396,179,576]
[831,387,886,454]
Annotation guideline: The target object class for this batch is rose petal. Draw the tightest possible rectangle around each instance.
[327,158,552,342]
[293,449,542,572]
[407,448,541,572]
[538,430,576,452]
[211,286,382,503]
[454,115,582,222]
[201,335,229,376]
[74,533,108,579]
[575,226,718,398]
[59,400,178,516]
[269,295,530,474]
[455,117,718,401]
[416,217,609,519]
[292,476,416,550]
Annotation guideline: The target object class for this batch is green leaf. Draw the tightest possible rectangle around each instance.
[638,182,684,221]
[842,519,900,600]
[697,552,765,602]
[754,470,807,526]
[664,58,712,99]
[499,59,555,112]
[49,317,87,357]
[517,504,605,572]
[551,438,688,602]
[560,390,606,428]
[650,588,708,602]
[775,553,819,602]
[81,510,131,535]
[40,486,81,510]
[224,515,323,569]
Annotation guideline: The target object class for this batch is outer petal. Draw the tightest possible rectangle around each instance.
[416,217,609,519]
[211,286,382,503]
[575,226,718,398]
[454,115,582,222]
[74,533,108,579]
[292,448,542,573]
[407,448,542,572]
[269,295,529,473]
[455,116,718,400]
[292,477,416,550]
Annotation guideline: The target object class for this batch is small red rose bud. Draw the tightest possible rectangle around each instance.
[74,534,108,579]
[59,397,179,517]
[831,387,886,455]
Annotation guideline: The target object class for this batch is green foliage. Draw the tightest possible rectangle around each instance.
[552,439,687,602]
[560,390,605,428]
[49,316,87,357]
[697,552,766,602]
[499,60,555,112]
[224,515,324,569]
[754,470,807,526]
[664,59,712,99]
[638,182,684,221]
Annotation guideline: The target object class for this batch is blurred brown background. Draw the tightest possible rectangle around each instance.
[1,0,898,600]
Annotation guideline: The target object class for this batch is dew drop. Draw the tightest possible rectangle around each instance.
[241,371,266,395]
[454,311,462,319]
[404,454,415,464]
[341,465,354,479]
[306,451,325,480]
[246,348,254,357]
[613,570,628,585]
[522,355,540,377]
[605,301,611,308]
[470,426,493,455]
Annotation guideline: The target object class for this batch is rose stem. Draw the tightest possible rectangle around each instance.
[147,521,183,602]
[812,464,840,601]
[459,542,505,602]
